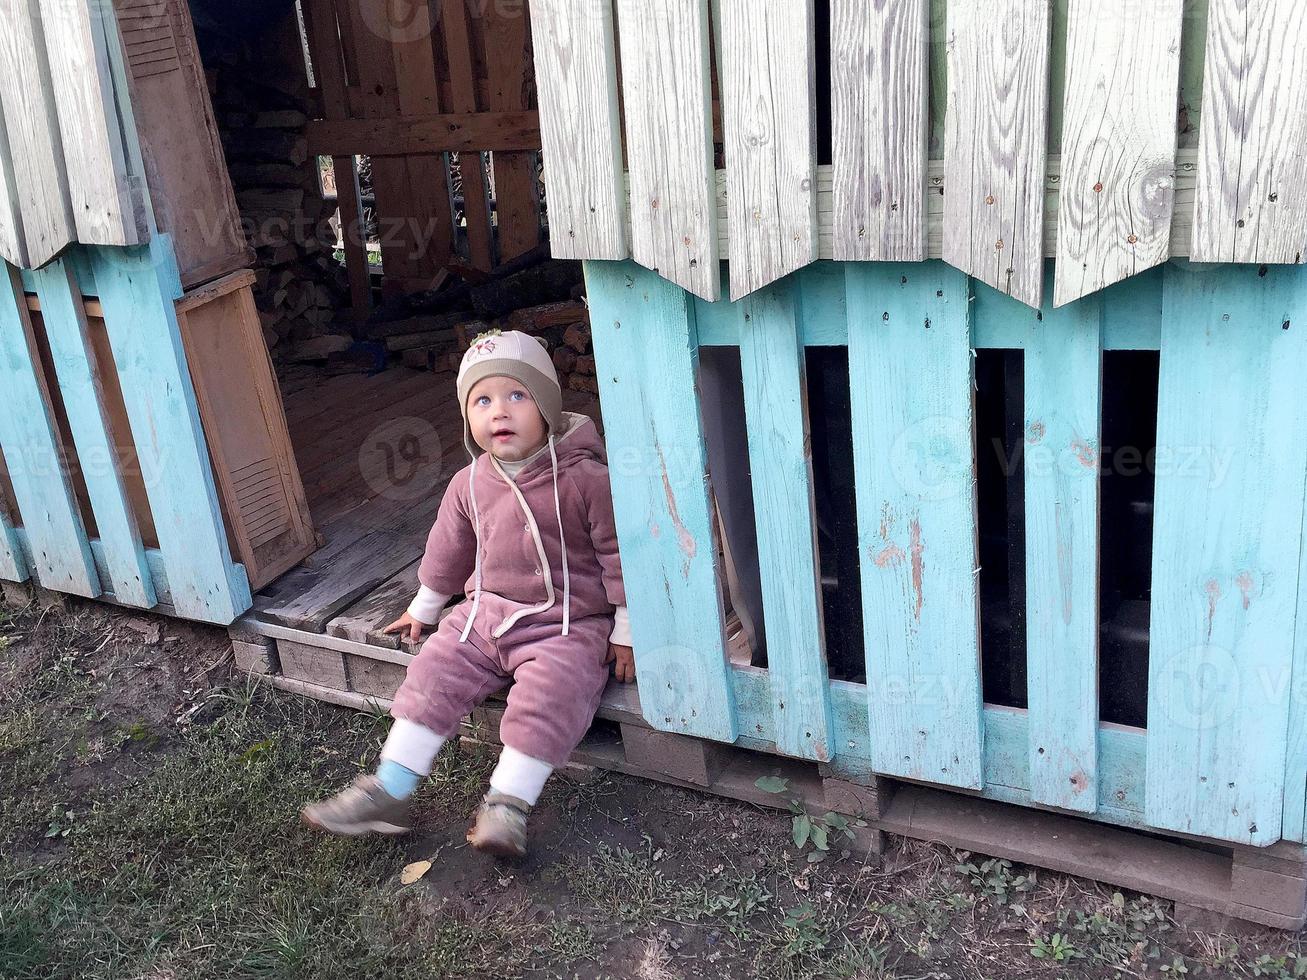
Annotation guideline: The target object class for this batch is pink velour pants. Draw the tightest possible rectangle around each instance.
[390,602,612,767]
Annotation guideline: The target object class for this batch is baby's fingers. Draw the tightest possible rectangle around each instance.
[408,620,423,642]
[381,617,405,634]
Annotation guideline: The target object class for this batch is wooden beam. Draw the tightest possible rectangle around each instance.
[305,111,541,156]
[1054,0,1183,306]
[942,0,1051,308]
[441,0,495,271]
[830,0,929,262]
[1191,0,1307,264]
[717,0,818,299]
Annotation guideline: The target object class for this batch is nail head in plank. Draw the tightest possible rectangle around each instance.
[738,279,834,760]
[830,0,928,261]
[0,264,99,596]
[1054,0,1184,306]
[1191,0,1307,264]
[845,261,983,789]
[1023,271,1102,812]
[941,0,1051,307]
[1145,262,1307,845]
[585,259,737,741]
[717,0,817,299]
[30,258,154,607]
[529,0,627,259]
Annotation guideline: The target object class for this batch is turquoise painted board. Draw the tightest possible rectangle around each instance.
[1146,263,1307,845]
[1282,483,1307,843]
[31,259,156,608]
[1023,281,1103,813]
[585,259,738,741]
[0,502,25,582]
[89,240,251,625]
[845,261,984,789]
[737,278,835,760]
[0,265,100,597]
[727,666,1149,831]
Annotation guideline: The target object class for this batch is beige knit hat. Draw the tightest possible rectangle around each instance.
[456,329,562,457]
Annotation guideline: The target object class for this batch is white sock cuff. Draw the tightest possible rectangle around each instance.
[489,746,554,805]
[380,719,447,774]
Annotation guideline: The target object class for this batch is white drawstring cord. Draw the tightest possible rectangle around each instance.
[548,434,571,636]
[460,456,482,642]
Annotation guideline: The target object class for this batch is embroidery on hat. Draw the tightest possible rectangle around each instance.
[470,328,503,357]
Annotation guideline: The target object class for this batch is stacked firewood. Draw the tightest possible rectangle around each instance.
[206,61,353,363]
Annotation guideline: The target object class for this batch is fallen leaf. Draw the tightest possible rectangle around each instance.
[400,860,432,885]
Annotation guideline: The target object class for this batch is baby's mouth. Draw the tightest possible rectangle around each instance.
[492,429,515,440]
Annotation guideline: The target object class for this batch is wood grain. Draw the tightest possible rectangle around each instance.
[830,0,929,261]
[717,0,817,299]
[1054,0,1183,306]
[0,103,23,267]
[941,0,1050,307]
[0,0,75,267]
[0,264,98,596]
[845,261,984,789]
[1145,263,1307,845]
[616,0,718,301]
[529,0,627,259]
[738,279,833,760]
[1022,273,1102,812]
[586,259,737,741]
[38,0,141,248]
[30,258,155,607]
[90,238,251,625]
[1191,0,1307,264]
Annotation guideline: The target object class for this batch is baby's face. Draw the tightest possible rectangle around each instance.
[466,375,548,462]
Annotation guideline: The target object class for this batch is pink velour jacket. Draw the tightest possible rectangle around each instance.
[417,412,626,642]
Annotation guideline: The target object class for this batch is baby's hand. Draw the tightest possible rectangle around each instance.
[382,612,431,644]
[606,643,636,683]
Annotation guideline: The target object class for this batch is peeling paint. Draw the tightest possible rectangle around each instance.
[1026,419,1046,443]
[1205,578,1222,640]
[1235,569,1255,610]
[1070,437,1097,468]
[655,440,696,579]
[909,518,925,620]
[873,542,906,568]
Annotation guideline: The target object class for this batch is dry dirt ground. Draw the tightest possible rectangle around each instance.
[2,594,1307,979]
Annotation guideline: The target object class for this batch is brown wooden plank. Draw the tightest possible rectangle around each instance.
[305,111,542,155]
[483,2,542,262]
[325,557,423,650]
[441,0,495,271]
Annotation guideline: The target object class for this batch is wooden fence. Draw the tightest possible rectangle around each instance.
[0,237,252,624]
[300,0,544,314]
[586,256,1307,848]
[533,0,1307,308]
[0,0,150,270]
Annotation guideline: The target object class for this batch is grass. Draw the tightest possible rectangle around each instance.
[7,598,1307,978]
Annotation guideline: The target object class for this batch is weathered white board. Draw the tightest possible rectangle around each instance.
[39,0,140,248]
[1054,0,1184,306]
[942,0,1050,308]
[1191,0,1307,264]
[830,0,929,261]
[717,0,817,300]
[616,0,717,301]
[0,0,75,267]
[529,0,626,259]
[0,99,25,267]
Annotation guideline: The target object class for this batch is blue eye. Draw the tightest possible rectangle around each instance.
[509,390,526,401]
[476,395,490,406]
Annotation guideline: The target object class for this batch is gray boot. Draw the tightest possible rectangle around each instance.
[466,791,530,857]
[300,774,412,836]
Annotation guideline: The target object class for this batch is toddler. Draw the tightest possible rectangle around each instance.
[301,329,634,856]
